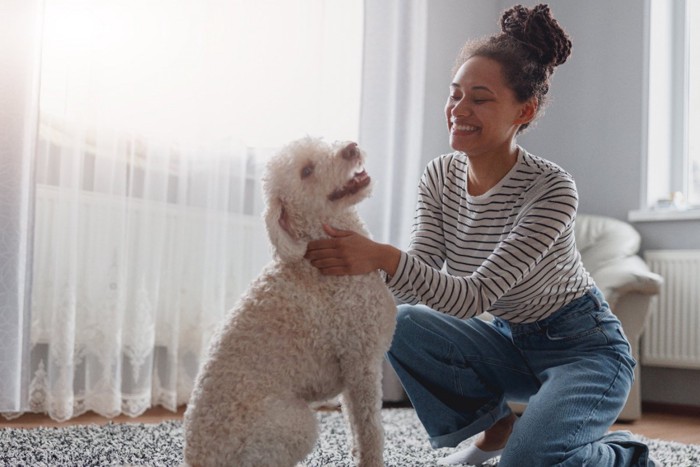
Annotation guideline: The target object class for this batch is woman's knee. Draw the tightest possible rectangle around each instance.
[392,304,424,345]
[396,303,431,325]
[393,304,444,344]
[390,304,442,355]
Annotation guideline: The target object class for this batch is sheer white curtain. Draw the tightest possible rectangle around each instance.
[359,0,429,402]
[359,0,428,249]
[29,136,273,420]
[5,0,362,421]
[0,0,42,414]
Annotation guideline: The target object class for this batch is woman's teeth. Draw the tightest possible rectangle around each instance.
[453,124,478,132]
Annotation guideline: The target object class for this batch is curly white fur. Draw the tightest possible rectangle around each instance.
[183,137,397,467]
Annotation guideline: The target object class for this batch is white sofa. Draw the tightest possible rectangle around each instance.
[382,214,663,421]
[571,214,662,420]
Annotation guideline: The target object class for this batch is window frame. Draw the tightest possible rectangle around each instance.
[632,0,700,222]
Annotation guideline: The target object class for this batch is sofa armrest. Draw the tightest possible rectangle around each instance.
[592,256,663,309]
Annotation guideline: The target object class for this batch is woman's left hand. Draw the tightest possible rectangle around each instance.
[305,224,398,276]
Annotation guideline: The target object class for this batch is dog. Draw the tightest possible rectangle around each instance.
[183,137,397,467]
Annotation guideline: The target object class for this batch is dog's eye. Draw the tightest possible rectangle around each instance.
[301,165,314,179]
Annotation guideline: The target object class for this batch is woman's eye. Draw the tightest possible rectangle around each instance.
[301,165,314,178]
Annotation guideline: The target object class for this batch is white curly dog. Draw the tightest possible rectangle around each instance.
[183,137,397,467]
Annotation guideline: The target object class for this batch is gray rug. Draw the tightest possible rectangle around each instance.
[1,408,698,466]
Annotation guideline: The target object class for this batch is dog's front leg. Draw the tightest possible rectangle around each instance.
[340,357,385,467]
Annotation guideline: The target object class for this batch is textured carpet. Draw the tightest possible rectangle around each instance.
[1,408,698,466]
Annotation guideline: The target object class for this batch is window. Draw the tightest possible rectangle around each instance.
[689,0,700,205]
[642,0,699,216]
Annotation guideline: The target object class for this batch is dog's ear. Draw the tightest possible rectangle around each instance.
[264,197,307,262]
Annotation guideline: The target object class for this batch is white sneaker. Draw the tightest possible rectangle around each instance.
[437,444,504,466]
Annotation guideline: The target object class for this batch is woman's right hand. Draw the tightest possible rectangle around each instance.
[304,224,400,277]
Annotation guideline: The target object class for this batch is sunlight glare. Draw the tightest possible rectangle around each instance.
[40,0,363,149]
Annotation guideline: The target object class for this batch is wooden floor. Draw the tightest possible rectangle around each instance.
[611,409,700,445]
[2,404,699,445]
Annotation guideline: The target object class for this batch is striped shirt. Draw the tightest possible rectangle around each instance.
[386,148,593,324]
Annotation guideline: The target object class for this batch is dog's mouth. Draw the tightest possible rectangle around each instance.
[328,168,371,201]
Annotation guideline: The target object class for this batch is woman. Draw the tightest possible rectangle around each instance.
[305,4,657,466]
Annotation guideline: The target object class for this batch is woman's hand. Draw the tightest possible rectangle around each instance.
[304,224,400,276]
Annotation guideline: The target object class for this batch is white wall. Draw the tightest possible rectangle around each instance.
[420,0,649,220]
[416,0,700,407]
[420,1,499,165]
[517,1,646,220]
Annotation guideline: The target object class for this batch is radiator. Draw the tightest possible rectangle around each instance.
[642,250,700,369]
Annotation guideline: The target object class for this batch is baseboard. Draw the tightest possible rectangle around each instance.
[642,401,700,417]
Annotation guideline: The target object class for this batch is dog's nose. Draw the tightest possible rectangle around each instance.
[341,142,359,161]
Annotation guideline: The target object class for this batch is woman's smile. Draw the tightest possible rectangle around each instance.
[450,120,480,135]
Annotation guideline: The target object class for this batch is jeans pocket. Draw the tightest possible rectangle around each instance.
[544,310,602,342]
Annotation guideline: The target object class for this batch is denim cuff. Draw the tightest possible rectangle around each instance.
[429,400,512,449]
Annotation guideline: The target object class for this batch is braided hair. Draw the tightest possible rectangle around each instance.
[453,4,572,132]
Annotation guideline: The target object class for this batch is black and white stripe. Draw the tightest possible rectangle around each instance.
[387,148,593,324]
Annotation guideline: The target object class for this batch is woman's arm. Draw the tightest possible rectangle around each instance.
[389,170,579,319]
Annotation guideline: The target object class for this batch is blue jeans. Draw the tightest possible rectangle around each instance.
[387,287,653,466]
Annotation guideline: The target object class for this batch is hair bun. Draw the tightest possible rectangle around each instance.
[500,4,572,70]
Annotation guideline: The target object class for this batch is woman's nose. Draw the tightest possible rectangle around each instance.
[451,98,470,116]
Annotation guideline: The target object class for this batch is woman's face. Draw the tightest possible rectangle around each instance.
[445,56,535,157]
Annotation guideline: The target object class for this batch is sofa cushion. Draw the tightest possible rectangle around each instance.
[575,214,641,273]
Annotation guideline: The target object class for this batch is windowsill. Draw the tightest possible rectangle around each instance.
[628,208,700,223]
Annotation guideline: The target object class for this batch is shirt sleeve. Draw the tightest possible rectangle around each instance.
[386,166,579,320]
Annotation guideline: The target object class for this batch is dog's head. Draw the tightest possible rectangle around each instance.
[262,137,372,262]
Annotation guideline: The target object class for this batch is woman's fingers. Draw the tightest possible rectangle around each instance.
[304,225,381,275]
[322,224,352,238]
